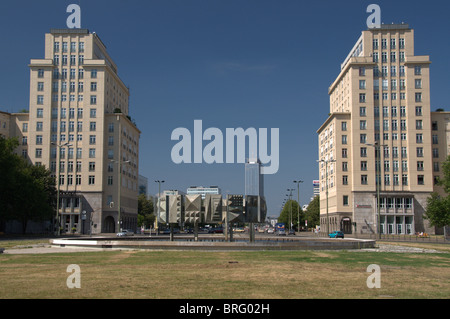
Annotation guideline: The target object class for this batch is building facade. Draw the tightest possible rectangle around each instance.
[317,24,447,236]
[4,29,140,234]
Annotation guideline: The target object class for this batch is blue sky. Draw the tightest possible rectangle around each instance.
[0,0,449,217]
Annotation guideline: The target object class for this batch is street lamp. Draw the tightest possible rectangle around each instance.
[51,142,72,236]
[110,159,131,233]
[366,142,386,240]
[317,158,336,236]
[293,180,303,232]
[154,180,165,233]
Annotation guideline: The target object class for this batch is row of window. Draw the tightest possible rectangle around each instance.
[341,146,440,159]
[36,94,98,105]
[44,81,98,93]
[359,65,421,77]
[53,54,85,66]
[373,38,406,50]
[343,174,429,186]
[33,120,98,132]
[340,160,441,173]
[360,92,423,103]
[53,41,85,53]
[359,106,423,117]
[36,107,97,119]
[359,79,422,90]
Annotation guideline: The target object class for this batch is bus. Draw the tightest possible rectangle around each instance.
[275,223,285,231]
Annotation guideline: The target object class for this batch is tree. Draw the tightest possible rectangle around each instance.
[138,193,155,228]
[304,196,320,229]
[424,155,450,238]
[278,200,303,230]
[0,136,56,233]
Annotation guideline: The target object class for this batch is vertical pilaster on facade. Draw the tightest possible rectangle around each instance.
[317,24,446,236]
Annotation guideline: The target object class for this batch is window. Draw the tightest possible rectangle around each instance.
[342,176,348,185]
[432,121,438,131]
[359,94,366,103]
[341,122,347,131]
[416,120,423,130]
[108,123,114,132]
[401,147,407,158]
[361,161,368,171]
[37,95,44,105]
[36,135,43,145]
[108,176,114,186]
[360,120,367,130]
[36,122,43,131]
[418,175,424,185]
[79,42,85,53]
[416,147,424,157]
[89,148,96,158]
[359,80,366,89]
[76,175,81,185]
[91,69,98,78]
[35,148,42,158]
[415,66,422,75]
[390,51,396,62]
[342,149,348,158]
[360,147,367,158]
[432,135,438,144]
[90,109,96,118]
[36,108,44,118]
[89,162,96,171]
[342,162,348,172]
[361,175,368,185]
[416,134,423,144]
[393,174,399,186]
[415,93,422,102]
[402,174,408,186]
[384,160,390,172]
[415,79,422,89]
[90,122,96,131]
[343,196,349,206]
[402,160,408,171]
[88,176,95,185]
[433,148,439,158]
[434,162,440,172]
[90,95,97,105]
[89,135,96,145]
[415,106,422,116]
[384,175,390,186]
[360,134,366,144]
[91,82,97,92]
[417,161,424,171]
[342,135,347,145]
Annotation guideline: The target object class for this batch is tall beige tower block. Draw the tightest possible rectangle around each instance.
[20,29,140,234]
[317,24,448,236]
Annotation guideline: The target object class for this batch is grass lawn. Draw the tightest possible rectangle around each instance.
[0,240,449,299]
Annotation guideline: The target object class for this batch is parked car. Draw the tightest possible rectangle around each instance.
[329,231,344,238]
[277,229,286,236]
[288,229,296,236]
[267,228,275,234]
[208,227,223,233]
[116,229,134,237]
